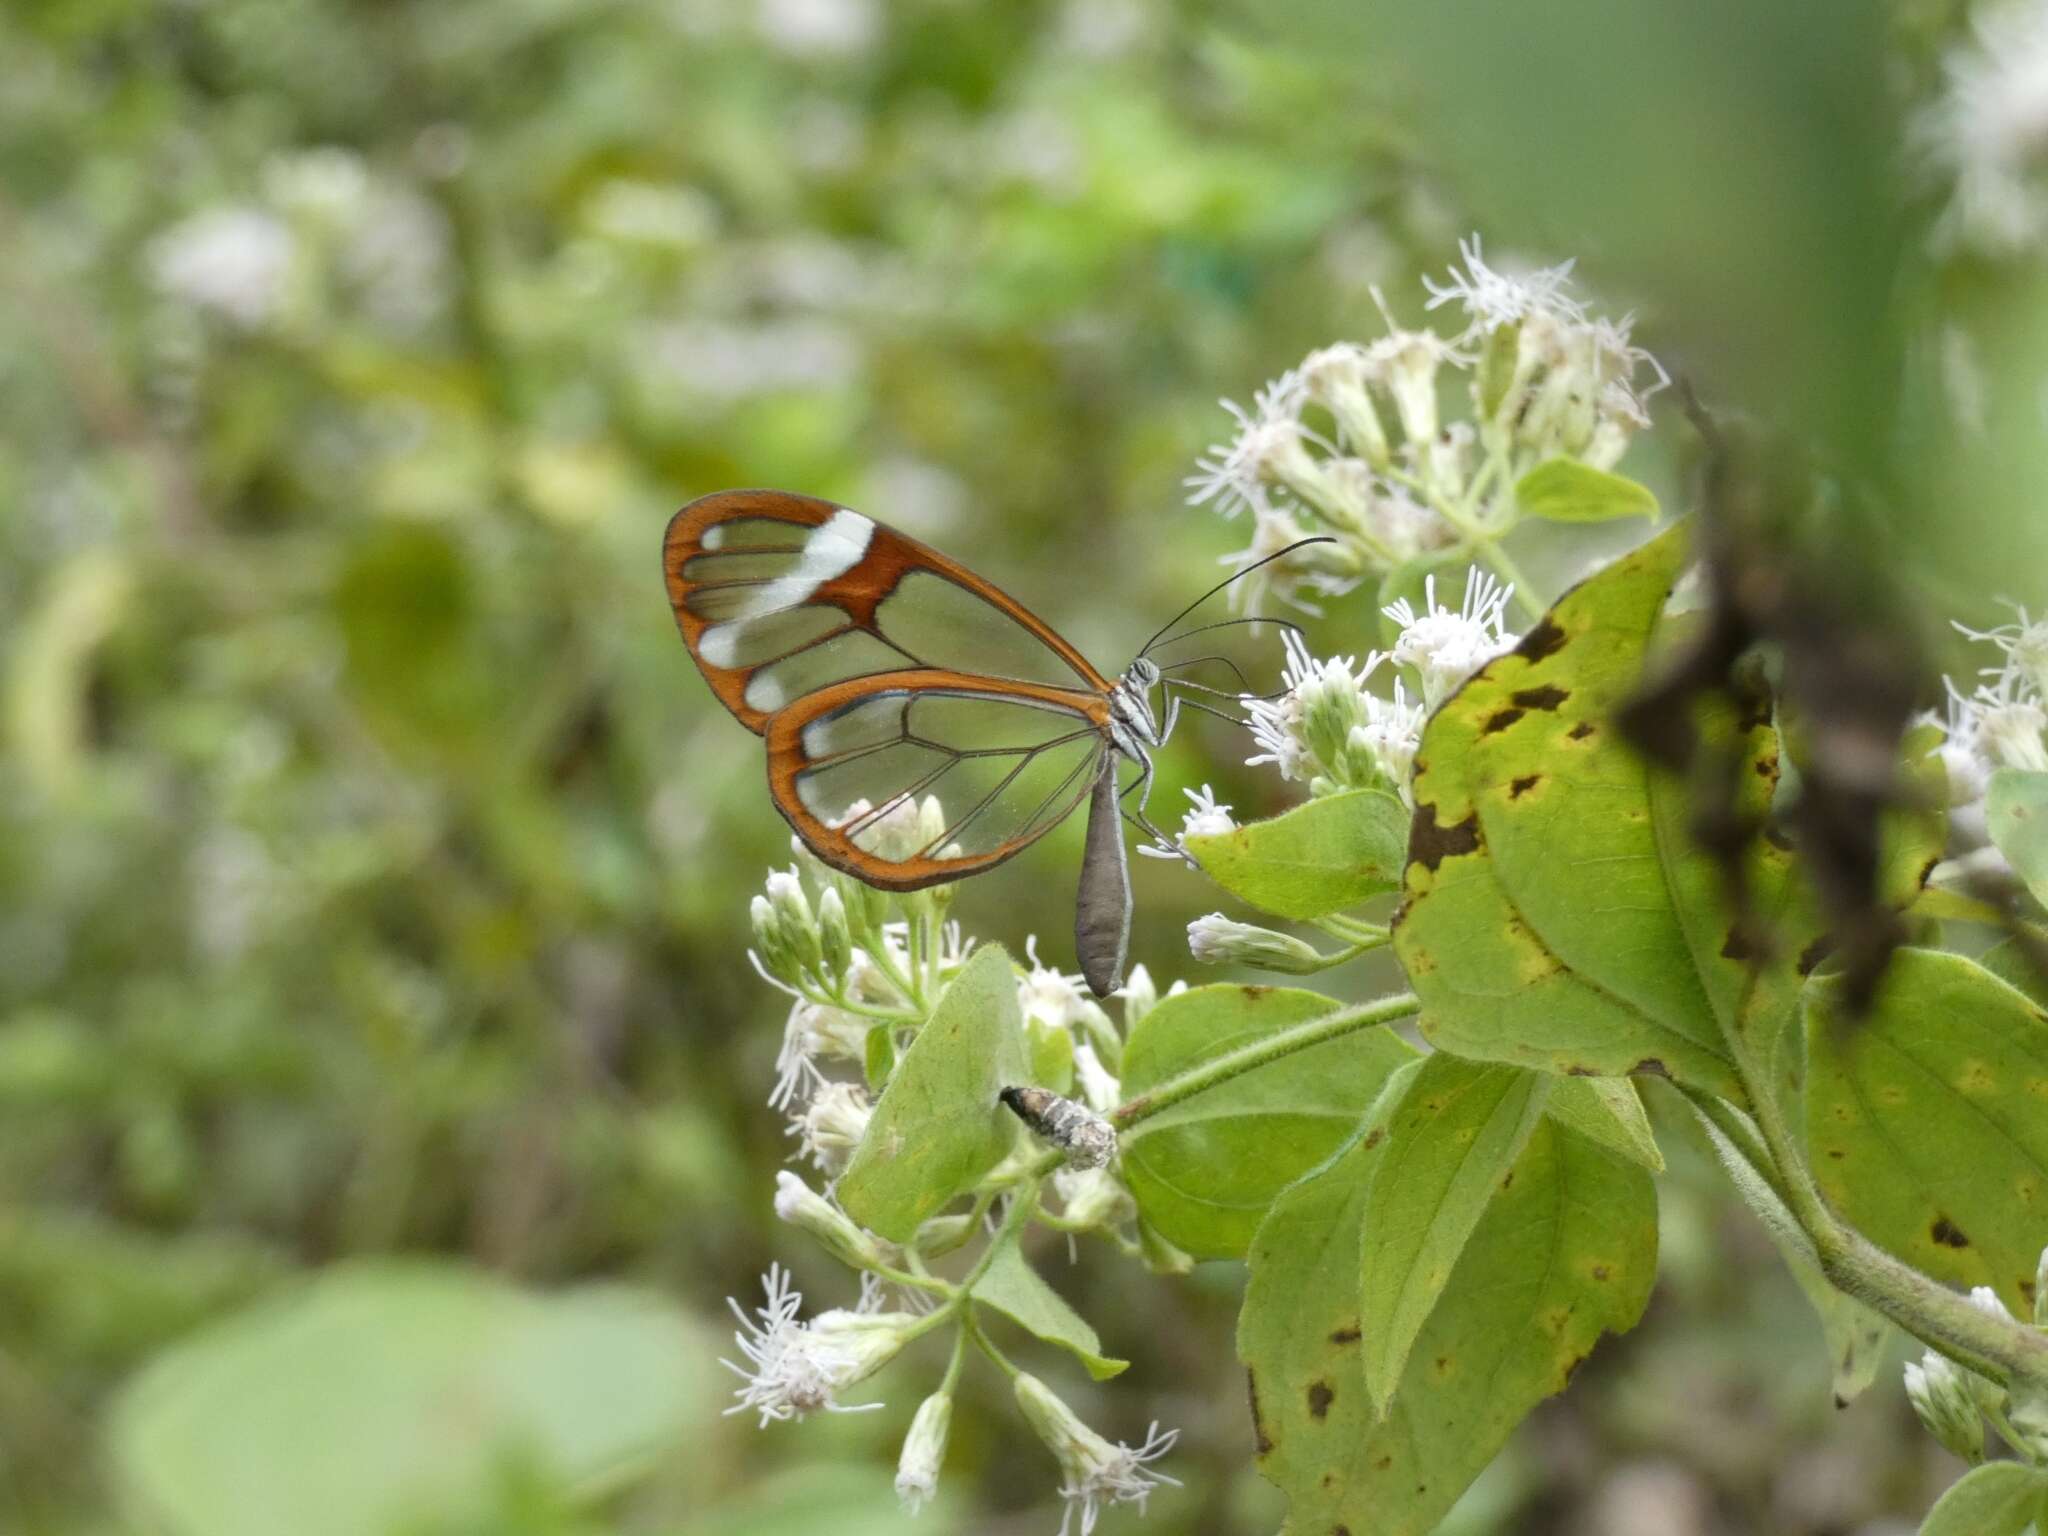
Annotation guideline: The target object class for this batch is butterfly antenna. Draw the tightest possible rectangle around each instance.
[1138,536,1336,657]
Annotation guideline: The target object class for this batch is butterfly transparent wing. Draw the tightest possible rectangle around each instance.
[766,677,1114,890]
[666,491,1110,733]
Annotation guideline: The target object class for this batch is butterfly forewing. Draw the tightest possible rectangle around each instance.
[665,490,1111,734]
[766,673,1113,889]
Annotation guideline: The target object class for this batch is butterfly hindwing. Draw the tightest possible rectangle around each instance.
[764,671,1114,890]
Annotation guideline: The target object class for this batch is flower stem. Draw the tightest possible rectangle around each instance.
[1716,1013,2048,1388]
[1112,992,1419,1129]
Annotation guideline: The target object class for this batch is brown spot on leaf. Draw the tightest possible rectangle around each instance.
[1633,1058,1670,1078]
[1754,756,1778,778]
[1409,804,1481,871]
[1511,684,1570,712]
[1362,1127,1386,1150]
[1568,721,1596,741]
[1307,1380,1334,1419]
[1516,617,1566,662]
[1330,1324,1361,1345]
[1375,1456,1393,1471]
[1510,773,1541,799]
[1931,1216,1970,1249]
[1501,1169,1516,1189]
[1592,1264,1610,1281]
[1482,707,1527,735]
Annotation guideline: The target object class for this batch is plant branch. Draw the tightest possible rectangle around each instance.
[1112,991,1418,1129]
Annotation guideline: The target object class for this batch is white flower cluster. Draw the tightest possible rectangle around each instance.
[1927,604,2048,860]
[1237,568,1516,806]
[1913,0,2048,256]
[1900,1261,2048,1464]
[1187,237,1663,611]
[732,814,1188,1523]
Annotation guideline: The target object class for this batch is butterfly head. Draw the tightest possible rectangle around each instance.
[1109,658,1163,755]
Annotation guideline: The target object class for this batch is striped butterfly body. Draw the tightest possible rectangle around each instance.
[663,489,1299,996]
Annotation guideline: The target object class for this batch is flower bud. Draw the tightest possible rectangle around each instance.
[816,886,853,981]
[1299,343,1391,468]
[774,1170,890,1269]
[913,1212,977,1255]
[1137,1216,1195,1276]
[751,894,798,983]
[1116,965,1159,1031]
[896,1390,952,1514]
[766,867,824,975]
[1071,1040,1121,1115]
[790,1080,872,1176]
[1186,913,1328,973]
[1904,1351,1984,1464]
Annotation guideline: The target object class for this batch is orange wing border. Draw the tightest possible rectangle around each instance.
[663,489,1115,734]
[764,669,1114,891]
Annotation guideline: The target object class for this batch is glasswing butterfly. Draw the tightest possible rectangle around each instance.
[662,489,1316,996]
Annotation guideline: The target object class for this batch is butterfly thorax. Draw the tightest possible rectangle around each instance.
[1107,657,1162,760]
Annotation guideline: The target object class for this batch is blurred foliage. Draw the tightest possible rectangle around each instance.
[0,0,2006,1531]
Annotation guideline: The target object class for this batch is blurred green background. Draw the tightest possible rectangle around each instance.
[0,0,1996,1532]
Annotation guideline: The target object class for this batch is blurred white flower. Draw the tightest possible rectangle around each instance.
[770,999,871,1109]
[756,0,882,57]
[1914,0,2048,255]
[1423,233,1586,333]
[1070,1039,1121,1114]
[146,207,296,329]
[1019,935,1095,1033]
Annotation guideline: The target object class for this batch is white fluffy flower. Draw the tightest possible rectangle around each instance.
[1422,233,1586,333]
[1914,0,2048,254]
[722,1266,912,1426]
[770,999,870,1110]
[146,207,297,329]
[1019,935,1094,1032]
[1013,1371,1180,1536]
[1185,376,1337,521]
[1348,676,1429,803]
[1135,784,1239,862]
[787,1080,873,1175]
[1382,569,1517,709]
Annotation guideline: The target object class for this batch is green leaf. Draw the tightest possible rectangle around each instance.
[971,1240,1127,1380]
[1395,522,1823,1098]
[1807,947,2048,1315]
[1360,1056,1550,1414]
[838,944,1029,1244]
[109,1262,715,1536]
[1241,1113,1655,1535]
[1513,458,1659,523]
[1546,1076,1664,1172]
[1120,985,1419,1258]
[1185,788,1409,920]
[1918,1461,2048,1536]
[1987,768,2048,908]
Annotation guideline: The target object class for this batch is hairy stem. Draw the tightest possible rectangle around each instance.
[1718,1018,2048,1388]
[1112,991,1419,1129]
